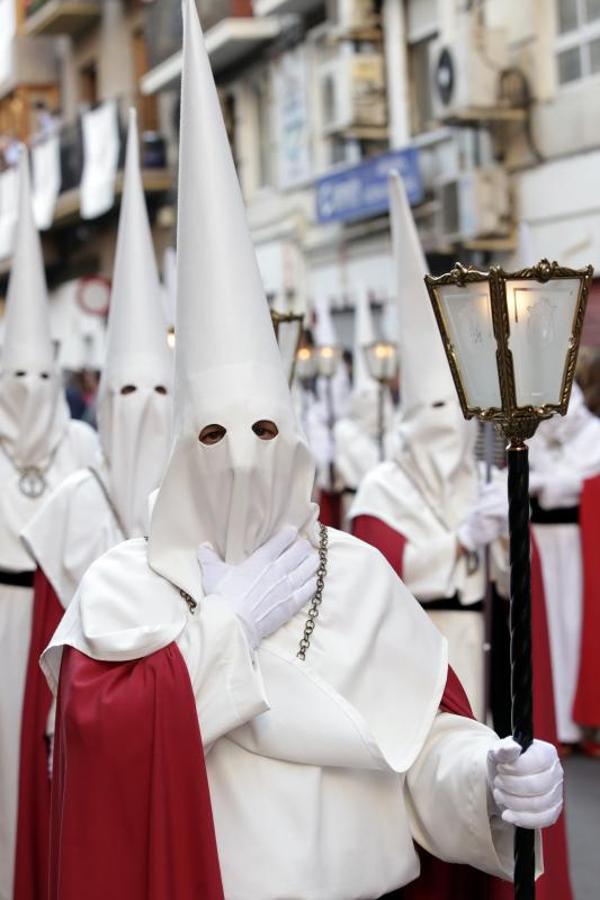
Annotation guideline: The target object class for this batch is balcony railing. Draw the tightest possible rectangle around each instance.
[23,0,101,37]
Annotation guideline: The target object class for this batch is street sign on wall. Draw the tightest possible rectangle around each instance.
[315,147,423,225]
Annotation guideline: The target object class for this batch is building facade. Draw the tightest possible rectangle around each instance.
[1,0,599,358]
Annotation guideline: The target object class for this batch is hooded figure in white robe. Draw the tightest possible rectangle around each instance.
[41,5,560,898]
[22,109,174,608]
[349,172,509,720]
[0,151,99,900]
[529,383,600,745]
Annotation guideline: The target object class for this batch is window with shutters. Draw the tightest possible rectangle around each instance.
[555,0,600,84]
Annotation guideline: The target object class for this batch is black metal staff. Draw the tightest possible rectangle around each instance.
[425,259,593,900]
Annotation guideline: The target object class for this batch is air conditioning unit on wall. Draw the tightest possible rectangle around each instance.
[318,52,386,134]
[429,21,508,121]
[435,167,511,243]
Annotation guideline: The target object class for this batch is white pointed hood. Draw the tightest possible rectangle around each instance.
[389,172,476,523]
[148,0,316,596]
[0,150,69,467]
[97,109,173,538]
[314,296,337,347]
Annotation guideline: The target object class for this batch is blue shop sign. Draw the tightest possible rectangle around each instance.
[315,147,423,225]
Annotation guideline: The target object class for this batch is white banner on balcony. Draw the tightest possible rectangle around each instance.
[273,48,312,190]
[80,100,120,220]
[32,135,61,230]
[0,166,19,262]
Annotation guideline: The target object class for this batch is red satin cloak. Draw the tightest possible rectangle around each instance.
[573,474,600,727]
[352,514,573,900]
[48,644,224,900]
[15,569,64,900]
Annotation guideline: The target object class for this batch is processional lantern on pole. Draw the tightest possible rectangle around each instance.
[364,339,399,461]
[425,258,593,900]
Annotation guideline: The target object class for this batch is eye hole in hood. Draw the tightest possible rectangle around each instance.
[199,423,227,445]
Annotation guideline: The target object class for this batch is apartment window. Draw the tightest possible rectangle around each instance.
[556,0,600,84]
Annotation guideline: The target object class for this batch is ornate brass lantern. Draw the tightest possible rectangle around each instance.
[424,260,593,443]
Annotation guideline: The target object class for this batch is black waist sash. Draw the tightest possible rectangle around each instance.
[424,593,483,613]
[0,569,35,588]
[530,497,579,525]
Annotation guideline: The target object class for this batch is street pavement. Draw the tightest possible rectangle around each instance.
[564,755,600,899]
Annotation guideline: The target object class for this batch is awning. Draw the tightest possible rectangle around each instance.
[140,17,282,95]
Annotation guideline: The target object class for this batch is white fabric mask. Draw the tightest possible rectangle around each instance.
[150,365,317,576]
[97,383,172,537]
[0,370,68,468]
[395,399,478,528]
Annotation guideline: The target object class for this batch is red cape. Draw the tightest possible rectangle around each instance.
[352,514,573,900]
[48,643,224,900]
[318,488,342,530]
[573,474,600,727]
[15,569,64,900]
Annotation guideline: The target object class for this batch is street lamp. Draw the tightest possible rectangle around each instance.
[270,310,305,385]
[425,258,593,900]
[364,339,399,460]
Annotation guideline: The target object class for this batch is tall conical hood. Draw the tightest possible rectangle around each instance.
[2,151,54,371]
[174,0,287,401]
[96,109,173,538]
[0,150,69,466]
[353,287,376,392]
[389,171,477,509]
[99,108,172,395]
[148,0,316,591]
[389,171,455,410]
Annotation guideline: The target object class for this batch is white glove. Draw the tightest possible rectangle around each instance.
[457,481,509,552]
[488,736,563,828]
[197,525,319,650]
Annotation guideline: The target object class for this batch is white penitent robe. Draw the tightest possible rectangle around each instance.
[43,528,534,900]
[0,418,99,900]
[529,387,600,743]
[349,461,506,721]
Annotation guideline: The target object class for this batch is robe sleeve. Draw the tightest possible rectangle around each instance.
[405,711,541,881]
[14,568,64,900]
[49,644,224,900]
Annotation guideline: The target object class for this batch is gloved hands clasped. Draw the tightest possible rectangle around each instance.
[198,525,319,649]
[458,481,509,552]
[529,472,582,510]
[488,736,563,829]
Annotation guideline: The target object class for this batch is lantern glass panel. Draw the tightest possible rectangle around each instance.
[505,278,581,408]
[436,282,502,409]
[296,346,318,380]
[316,345,341,378]
[364,342,398,381]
